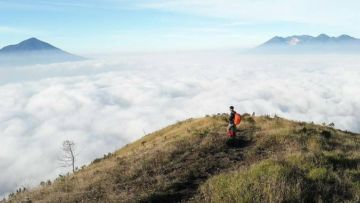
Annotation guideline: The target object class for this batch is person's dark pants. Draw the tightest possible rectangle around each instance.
[227,124,237,138]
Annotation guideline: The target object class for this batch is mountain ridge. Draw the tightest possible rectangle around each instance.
[263,34,360,46]
[4,114,360,203]
[256,34,360,53]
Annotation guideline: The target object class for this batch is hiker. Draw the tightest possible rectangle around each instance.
[228,106,241,137]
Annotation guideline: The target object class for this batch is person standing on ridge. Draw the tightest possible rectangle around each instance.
[228,106,241,137]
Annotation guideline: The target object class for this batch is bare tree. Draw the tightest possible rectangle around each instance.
[60,140,77,173]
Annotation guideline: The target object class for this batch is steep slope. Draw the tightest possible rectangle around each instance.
[4,114,360,202]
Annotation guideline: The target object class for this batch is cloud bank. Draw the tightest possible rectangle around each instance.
[1,53,360,197]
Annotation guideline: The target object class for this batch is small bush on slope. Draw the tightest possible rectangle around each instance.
[200,152,358,203]
[201,159,306,202]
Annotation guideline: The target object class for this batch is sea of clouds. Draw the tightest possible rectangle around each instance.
[1,53,360,197]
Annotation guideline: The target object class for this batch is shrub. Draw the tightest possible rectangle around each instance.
[201,160,306,203]
[307,137,326,152]
[307,167,328,181]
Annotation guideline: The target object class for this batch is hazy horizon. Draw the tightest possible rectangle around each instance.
[2,0,360,53]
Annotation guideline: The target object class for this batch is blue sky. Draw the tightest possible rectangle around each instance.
[1,0,360,53]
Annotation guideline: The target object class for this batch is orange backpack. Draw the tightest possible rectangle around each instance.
[234,113,241,125]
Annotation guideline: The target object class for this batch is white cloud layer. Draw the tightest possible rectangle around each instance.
[1,53,360,197]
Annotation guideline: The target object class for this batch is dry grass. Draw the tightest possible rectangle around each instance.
[4,114,360,203]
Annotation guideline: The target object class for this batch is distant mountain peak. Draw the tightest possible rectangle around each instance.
[25,37,40,41]
[0,38,84,66]
[22,37,47,44]
[271,36,283,40]
[0,37,60,53]
[339,34,351,38]
[338,34,356,41]
[257,34,360,53]
[317,33,330,38]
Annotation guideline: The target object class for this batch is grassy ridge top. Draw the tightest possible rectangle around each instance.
[5,114,360,203]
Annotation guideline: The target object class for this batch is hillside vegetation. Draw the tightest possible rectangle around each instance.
[4,114,360,203]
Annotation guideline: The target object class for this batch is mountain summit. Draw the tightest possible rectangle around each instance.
[0,38,84,66]
[257,34,360,53]
[4,114,360,202]
[0,38,61,53]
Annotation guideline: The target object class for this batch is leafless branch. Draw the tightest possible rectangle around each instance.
[59,140,77,173]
